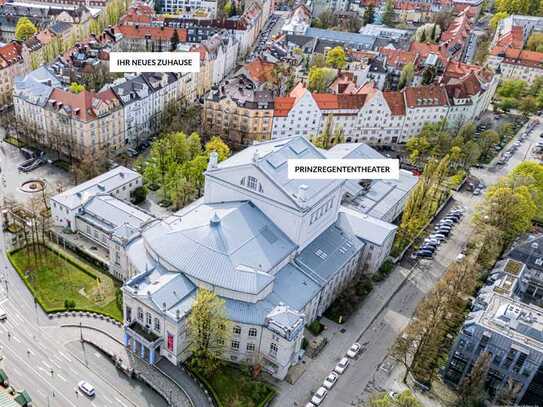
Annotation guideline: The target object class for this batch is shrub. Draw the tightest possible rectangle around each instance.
[131,186,147,204]
[301,337,309,349]
[64,299,76,309]
[306,320,324,336]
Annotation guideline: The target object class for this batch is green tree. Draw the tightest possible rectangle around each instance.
[479,129,500,158]
[308,67,336,92]
[325,46,347,69]
[519,95,538,116]
[15,17,37,41]
[456,352,491,407]
[497,79,527,99]
[205,136,230,161]
[527,32,543,51]
[398,63,414,90]
[187,289,231,376]
[363,5,375,25]
[489,11,508,31]
[68,83,85,94]
[474,183,537,244]
[310,53,326,68]
[382,0,395,27]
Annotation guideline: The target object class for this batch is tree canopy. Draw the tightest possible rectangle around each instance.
[187,289,231,376]
[325,47,347,69]
[15,17,37,41]
[308,67,336,92]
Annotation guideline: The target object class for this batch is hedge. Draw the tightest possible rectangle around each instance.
[6,249,122,322]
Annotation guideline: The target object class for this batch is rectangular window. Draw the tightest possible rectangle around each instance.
[270,342,278,357]
[154,318,160,331]
[231,340,240,351]
[146,313,152,326]
[247,343,255,352]
[233,326,241,335]
[126,306,132,322]
[248,328,257,337]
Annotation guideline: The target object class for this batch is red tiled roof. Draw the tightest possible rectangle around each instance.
[409,42,447,61]
[244,57,276,83]
[312,93,366,110]
[273,97,295,117]
[116,25,188,42]
[404,85,448,108]
[494,48,543,68]
[0,42,22,67]
[496,25,524,49]
[379,47,418,67]
[442,60,482,81]
[383,91,405,116]
[48,89,97,121]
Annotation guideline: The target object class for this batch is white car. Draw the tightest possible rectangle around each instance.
[305,403,316,407]
[334,357,350,374]
[323,372,339,390]
[311,387,328,405]
[78,381,96,397]
[347,342,361,358]
[0,308,6,321]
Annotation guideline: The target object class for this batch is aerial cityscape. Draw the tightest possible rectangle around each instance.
[0,0,543,405]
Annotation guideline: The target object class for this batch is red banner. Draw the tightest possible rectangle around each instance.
[167,333,174,352]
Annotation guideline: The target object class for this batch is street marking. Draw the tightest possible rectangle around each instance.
[57,374,68,383]
[12,335,21,344]
[42,361,52,369]
[115,397,131,407]
[38,366,49,376]
[58,351,72,362]
[93,352,101,359]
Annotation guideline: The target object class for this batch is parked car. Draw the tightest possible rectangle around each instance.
[347,343,361,358]
[420,245,436,253]
[414,250,433,258]
[443,216,459,223]
[436,227,451,235]
[334,357,350,374]
[429,233,446,241]
[323,372,339,390]
[127,147,138,157]
[472,188,482,195]
[311,387,328,405]
[424,238,440,246]
[18,158,43,173]
[78,381,96,397]
[305,403,316,407]
[439,219,455,226]
[0,307,6,321]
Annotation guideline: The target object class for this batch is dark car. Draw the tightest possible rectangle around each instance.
[415,250,433,258]
[420,245,436,252]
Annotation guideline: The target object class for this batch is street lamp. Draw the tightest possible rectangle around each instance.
[79,321,83,342]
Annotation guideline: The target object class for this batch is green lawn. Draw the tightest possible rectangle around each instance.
[200,365,275,407]
[9,246,122,320]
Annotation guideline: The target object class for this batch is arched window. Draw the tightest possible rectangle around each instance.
[247,176,258,190]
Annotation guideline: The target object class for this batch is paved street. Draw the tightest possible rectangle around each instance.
[272,119,542,407]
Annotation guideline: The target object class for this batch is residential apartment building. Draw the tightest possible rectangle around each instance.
[444,234,543,404]
[13,69,194,158]
[112,137,417,378]
[488,15,543,84]
[0,42,30,107]
[203,75,274,147]
[271,67,497,145]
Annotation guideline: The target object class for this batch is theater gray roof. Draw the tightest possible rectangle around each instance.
[141,201,297,295]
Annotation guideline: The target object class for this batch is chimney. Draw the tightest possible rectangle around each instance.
[253,149,260,162]
[207,151,219,169]
[297,184,308,201]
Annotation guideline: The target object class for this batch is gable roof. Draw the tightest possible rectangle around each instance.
[211,137,344,210]
[383,91,406,116]
[404,85,449,108]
